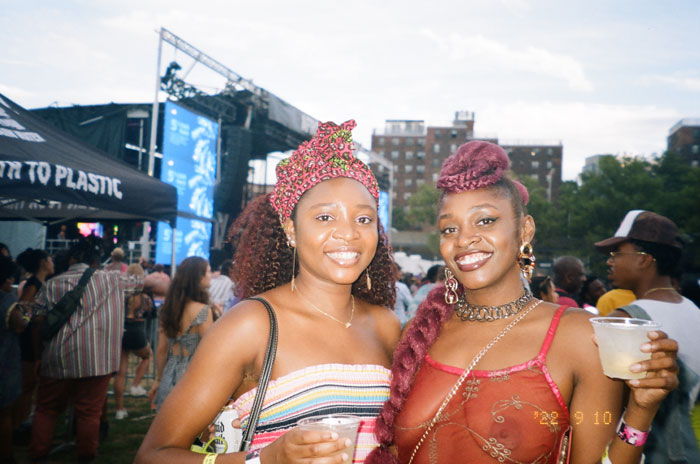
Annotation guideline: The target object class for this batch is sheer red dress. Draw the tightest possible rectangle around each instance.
[394,306,570,464]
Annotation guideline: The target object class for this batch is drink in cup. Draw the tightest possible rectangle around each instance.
[297,414,361,463]
[590,317,661,380]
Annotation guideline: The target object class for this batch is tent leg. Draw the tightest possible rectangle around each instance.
[170,225,176,277]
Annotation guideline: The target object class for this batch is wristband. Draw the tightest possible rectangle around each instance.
[616,416,650,446]
[246,449,261,463]
[202,453,217,464]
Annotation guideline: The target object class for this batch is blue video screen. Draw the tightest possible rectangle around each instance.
[155,101,218,265]
[378,190,390,232]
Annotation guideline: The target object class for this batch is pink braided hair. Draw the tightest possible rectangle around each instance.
[366,285,455,463]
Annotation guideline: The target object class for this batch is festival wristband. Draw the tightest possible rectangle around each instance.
[202,453,217,464]
[601,442,613,464]
[616,416,650,446]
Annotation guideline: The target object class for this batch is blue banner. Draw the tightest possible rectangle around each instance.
[156,101,218,265]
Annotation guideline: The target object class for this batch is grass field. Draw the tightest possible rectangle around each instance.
[14,379,158,463]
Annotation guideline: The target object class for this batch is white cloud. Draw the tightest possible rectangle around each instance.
[477,101,679,180]
[644,74,700,92]
[419,30,594,92]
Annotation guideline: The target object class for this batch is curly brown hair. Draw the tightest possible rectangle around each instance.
[228,193,397,308]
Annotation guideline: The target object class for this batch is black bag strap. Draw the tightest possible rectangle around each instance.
[240,296,278,452]
[74,267,97,294]
[41,267,96,341]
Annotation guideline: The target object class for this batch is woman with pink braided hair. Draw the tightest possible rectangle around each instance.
[367,141,679,464]
[137,120,401,464]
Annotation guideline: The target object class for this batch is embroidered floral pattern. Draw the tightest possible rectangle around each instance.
[269,120,380,223]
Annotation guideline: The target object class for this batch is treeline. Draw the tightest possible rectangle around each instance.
[392,151,700,279]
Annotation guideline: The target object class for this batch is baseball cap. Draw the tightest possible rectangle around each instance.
[594,210,683,252]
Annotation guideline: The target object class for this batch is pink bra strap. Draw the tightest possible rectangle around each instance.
[537,305,568,361]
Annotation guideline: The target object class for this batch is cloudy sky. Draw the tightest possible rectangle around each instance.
[2,0,699,179]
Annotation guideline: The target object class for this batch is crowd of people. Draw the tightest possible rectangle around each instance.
[1,125,699,463]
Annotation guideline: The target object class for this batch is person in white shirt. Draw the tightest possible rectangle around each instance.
[595,209,700,463]
[208,259,235,315]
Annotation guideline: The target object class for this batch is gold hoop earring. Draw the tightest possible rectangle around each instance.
[366,267,372,290]
[518,242,535,281]
[291,246,297,291]
[444,268,459,305]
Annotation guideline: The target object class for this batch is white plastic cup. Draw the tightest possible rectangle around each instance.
[297,414,361,463]
[590,317,661,379]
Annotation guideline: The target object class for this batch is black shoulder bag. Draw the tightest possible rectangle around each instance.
[41,267,96,341]
[240,296,278,452]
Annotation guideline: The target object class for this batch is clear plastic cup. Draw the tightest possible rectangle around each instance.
[590,317,661,379]
[297,414,361,463]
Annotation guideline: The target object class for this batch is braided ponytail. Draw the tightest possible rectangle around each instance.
[366,285,454,463]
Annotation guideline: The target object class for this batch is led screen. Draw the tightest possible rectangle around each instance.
[155,101,218,264]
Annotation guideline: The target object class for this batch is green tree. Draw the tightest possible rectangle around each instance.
[406,183,441,229]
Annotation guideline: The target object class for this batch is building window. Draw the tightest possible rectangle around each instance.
[377,165,385,173]
[403,192,411,201]
[393,165,399,173]
[434,130,441,137]
[692,145,700,155]
[547,160,552,169]
[450,143,458,153]
[391,191,397,199]
[432,173,439,183]
[406,138,414,146]
[391,151,399,159]
[432,158,441,167]
[377,150,385,158]
[416,178,425,186]
[547,148,553,155]
[405,165,413,173]
[531,161,539,169]
[406,151,414,160]
[378,137,385,146]
[417,151,425,159]
[405,178,413,186]
[392,138,400,146]
[416,165,425,174]
[451,130,458,138]
[433,144,440,154]
[530,174,538,180]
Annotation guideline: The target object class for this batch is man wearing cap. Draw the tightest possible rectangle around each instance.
[595,209,700,463]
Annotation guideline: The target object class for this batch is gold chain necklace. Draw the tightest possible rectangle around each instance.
[643,287,676,298]
[295,288,355,328]
[455,290,533,322]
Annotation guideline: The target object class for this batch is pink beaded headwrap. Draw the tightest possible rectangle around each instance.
[270,119,380,223]
[436,140,529,205]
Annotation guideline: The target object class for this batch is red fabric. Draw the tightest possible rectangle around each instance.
[394,306,570,464]
[556,290,580,309]
[30,374,111,460]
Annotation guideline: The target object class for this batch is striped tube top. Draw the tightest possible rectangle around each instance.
[231,363,391,463]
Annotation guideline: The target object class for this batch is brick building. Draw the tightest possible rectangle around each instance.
[371,111,563,208]
[668,119,700,166]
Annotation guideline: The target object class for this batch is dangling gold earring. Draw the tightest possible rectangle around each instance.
[366,267,372,290]
[518,242,536,281]
[444,268,459,305]
[290,243,297,292]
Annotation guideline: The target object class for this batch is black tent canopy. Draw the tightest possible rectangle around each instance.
[0,94,177,225]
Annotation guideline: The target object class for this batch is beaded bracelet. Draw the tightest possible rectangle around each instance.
[616,416,650,447]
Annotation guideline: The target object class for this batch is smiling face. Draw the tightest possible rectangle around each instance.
[285,177,378,287]
[438,186,534,298]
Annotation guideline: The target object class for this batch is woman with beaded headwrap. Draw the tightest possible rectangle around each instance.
[137,120,400,464]
[367,141,679,464]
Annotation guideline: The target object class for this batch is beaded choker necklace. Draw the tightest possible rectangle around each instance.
[455,290,533,322]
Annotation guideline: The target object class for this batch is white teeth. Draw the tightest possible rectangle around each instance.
[457,253,490,265]
[327,252,359,260]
